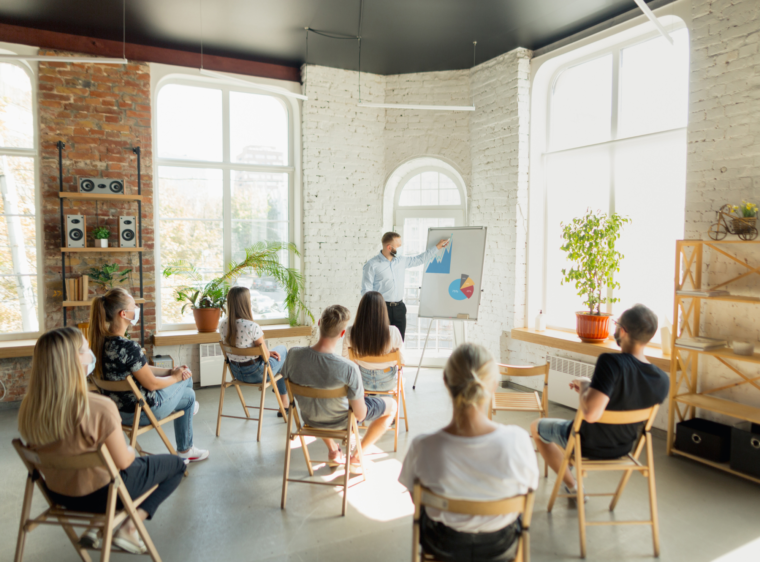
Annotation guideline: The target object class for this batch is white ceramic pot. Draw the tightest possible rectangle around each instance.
[98,239,108,248]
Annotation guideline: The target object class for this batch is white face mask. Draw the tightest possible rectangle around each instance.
[84,349,96,376]
[127,307,140,326]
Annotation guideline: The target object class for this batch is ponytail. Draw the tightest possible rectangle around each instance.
[88,288,133,378]
[444,343,498,428]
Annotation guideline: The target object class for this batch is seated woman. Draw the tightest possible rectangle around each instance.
[218,286,289,414]
[89,288,208,462]
[18,327,186,554]
[398,343,539,562]
[342,290,405,392]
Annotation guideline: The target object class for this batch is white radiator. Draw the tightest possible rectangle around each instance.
[200,343,225,387]
[548,355,596,410]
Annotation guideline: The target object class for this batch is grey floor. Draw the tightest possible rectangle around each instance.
[2,368,759,562]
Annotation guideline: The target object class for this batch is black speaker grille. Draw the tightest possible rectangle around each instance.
[70,229,83,241]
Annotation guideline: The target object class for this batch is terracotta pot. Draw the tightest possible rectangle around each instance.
[193,307,221,333]
[575,312,613,343]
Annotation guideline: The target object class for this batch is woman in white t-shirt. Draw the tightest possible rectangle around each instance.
[342,291,405,391]
[398,343,539,562]
[219,286,289,413]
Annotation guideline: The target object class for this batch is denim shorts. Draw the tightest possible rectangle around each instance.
[537,419,573,449]
[363,396,387,424]
[360,365,398,392]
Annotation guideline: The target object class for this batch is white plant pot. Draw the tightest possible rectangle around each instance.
[98,239,108,248]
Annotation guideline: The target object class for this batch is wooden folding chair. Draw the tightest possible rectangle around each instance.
[348,348,408,452]
[490,362,550,476]
[12,439,162,562]
[91,375,184,459]
[281,380,366,516]
[412,483,535,562]
[216,343,288,441]
[546,405,661,558]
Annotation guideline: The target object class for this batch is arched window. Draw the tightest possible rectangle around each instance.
[389,160,466,353]
[0,61,39,337]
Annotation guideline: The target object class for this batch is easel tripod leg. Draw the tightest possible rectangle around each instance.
[413,320,434,390]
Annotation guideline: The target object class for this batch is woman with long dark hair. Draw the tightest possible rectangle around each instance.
[342,290,405,391]
[18,327,185,554]
[89,287,209,462]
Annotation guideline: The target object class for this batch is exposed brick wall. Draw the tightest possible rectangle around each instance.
[0,51,154,402]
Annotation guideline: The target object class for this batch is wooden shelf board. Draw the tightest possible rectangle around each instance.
[0,339,37,359]
[676,294,760,304]
[674,393,760,425]
[680,239,760,244]
[64,298,145,307]
[61,247,144,253]
[675,346,760,365]
[511,328,670,371]
[59,192,143,202]
[671,448,760,485]
[153,324,312,347]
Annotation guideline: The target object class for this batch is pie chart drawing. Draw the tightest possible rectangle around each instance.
[448,274,475,301]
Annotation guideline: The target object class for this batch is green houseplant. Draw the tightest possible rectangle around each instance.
[163,241,312,333]
[92,226,110,248]
[87,263,132,291]
[560,209,630,343]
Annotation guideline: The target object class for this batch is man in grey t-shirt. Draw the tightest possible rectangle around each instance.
[281,305,397,468]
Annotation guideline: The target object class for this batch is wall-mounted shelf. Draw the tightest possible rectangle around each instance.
[63,298,146,308]
[59,193,144,202]
[61,247,144,253]
[673,346,760,365]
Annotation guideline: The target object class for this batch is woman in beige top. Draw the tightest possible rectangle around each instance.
[18,327,186,554]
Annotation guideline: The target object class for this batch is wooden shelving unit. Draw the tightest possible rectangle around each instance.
[58,142,146,345]
[668,239,760,484]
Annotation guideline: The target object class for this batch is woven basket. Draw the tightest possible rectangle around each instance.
[732,216,756,233]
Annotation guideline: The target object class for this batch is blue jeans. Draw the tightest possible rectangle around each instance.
[360,365,398,392]
[228,345,288,396]
[537,419,573,449]
[121,378,195,452]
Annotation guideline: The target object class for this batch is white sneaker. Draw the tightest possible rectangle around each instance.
[79,528,101,549]
[562,483,588,507]
[178,446,209,463]
[193,400,200,416]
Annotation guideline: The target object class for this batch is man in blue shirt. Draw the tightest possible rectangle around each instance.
[361,231,449,340]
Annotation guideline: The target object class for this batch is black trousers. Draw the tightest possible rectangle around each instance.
[47,455,185,520]
[386,301,407,340]
[420,508,521,562]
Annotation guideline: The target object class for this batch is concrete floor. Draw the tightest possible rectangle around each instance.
[1,368,759,562]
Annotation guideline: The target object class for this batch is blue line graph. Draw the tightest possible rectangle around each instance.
[425,236,453,274]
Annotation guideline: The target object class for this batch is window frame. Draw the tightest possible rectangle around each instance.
[529,18,689,334]
[154,76,297,330]
[0,58,43,341]
[393,165,467,226]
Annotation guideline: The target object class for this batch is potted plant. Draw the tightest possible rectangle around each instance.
[163,241,313,333]
[92,226,110,248]
[729,201,758,235]
[87,263,132,291]
[560,209,630,343]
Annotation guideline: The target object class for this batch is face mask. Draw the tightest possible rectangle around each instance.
[128,307,140,326]
[85,349,96,376]
[614,327,622,347]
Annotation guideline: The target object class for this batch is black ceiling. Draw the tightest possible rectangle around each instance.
[0,0,648,75]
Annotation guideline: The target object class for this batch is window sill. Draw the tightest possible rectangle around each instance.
[510,328,671,371]
[0,339,37,359]
[152,324,313,347]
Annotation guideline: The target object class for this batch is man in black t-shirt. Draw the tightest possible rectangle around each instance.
[530,304,670,499]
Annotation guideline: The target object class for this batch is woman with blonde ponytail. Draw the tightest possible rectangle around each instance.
[89,288,208,462]
[398,343,539,562]
[18,328,185,554]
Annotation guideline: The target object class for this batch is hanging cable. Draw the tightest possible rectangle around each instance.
[199,0,204,69]
[305,28,358,40]
[357,0,364,103]
[473,41,477,67]
[304,27,309,65]
[122,0,126,60]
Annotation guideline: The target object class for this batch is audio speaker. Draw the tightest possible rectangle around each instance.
[66,215,86,248]
[79,177,124,195]
[119,216,136,248]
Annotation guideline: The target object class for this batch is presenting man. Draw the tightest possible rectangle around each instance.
[361,231,449,340]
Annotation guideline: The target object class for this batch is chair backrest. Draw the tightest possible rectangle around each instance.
[348,348,402,368]
[286,380,349,399]
[90,374,142,399]
[498,362,549,380]
[219,343,269,361]
[571,404,660,433]
[415,484,534,518]
[12,439,119,479]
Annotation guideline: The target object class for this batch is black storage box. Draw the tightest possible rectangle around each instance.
[676,418,732,462]
[730,422,760,479]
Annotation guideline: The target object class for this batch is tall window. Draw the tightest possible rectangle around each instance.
[394,166,466,352]
[543,27,689,335]
[156,81,292,328]
[0,63,38,337]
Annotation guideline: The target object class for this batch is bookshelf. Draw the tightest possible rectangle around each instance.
[668,239,760,484]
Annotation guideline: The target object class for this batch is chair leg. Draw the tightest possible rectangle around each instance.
[547,433,574,513]
[14,475,34,562]
[256,377,267,442]
[610,435,646,511]
[234,384,250,419]
[129,406,140,448]
[575,440,587,559]
[118,488,161,562]
[281,408,294,510]
[400,376,409,432]
[56,515,92,562]
[272,375,288,421]
[393,385,400,452]
[152,418,178,456]
[342,427,351,517]
[353,418,367,482]
[646,433,661,557]
[100,484,119,562]
[292,408,314,477]
[216,380,227,437]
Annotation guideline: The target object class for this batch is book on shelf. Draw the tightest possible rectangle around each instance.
[675,337,727,351]
[676,289,730,298]
[64,276,89,301]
